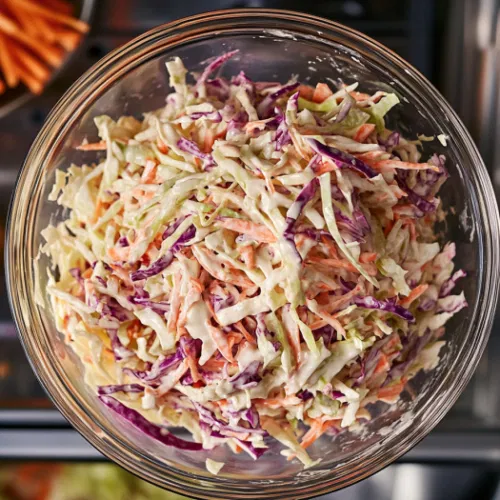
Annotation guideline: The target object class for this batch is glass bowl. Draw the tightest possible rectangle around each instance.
[6,9,500,500]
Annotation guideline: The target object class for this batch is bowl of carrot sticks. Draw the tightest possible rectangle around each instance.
[0,0,92,117]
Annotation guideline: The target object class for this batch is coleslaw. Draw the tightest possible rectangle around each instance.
[40,51,467,471]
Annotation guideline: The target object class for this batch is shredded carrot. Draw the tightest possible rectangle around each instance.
[81,268,92,279]
[314,309,345,338]
[399,284,429,307]
[240,245,256,270]
[320,235,339,259]
[382,333,401,355]
[377,379,406,403]
[157,137,169,154]
[218,218,277,243]
[373,353,390,375]
[374,159,440,172]
[234,321,256,345]
[186,356,201,383]
[141,159,158,184]
[312,83,333,103]
[166,273,182,337]
[255,396,302,409]
[107,246,130,262]
[307,256,360,273]
[298,84,314,100]
[384,219,395,237]
[349,90,371,101]
[300,419,331,449]
[14,0,89,33]
[203,358,225,371]
[353,123,376,143]
[76,141,107,151]
[309,319,328,330]
[208,325,235,363]
[284,316,301,365]
[360,252,377,263]
[227,331,243,352]
[314,160,337,175]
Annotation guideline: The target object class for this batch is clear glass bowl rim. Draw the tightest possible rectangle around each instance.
[6,8,500,500]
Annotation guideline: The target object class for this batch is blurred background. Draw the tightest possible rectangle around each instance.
[0,0,499,499]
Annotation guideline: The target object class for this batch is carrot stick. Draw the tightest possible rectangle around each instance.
[374,159,440,172]
[377,379,406,403]
[4,1,40,39]
[298,84,314,100]
[350,91,371,101]
[353,123,376,143]
[373,353,390,375]
[240,245,256,270]
[399,284,429,307]
[52,26,81,51]
[218,218,276,243]
[314,160,336,175]
[16,65,44,94]
[76,141,107,151]
[0,13,65,67]
[234,321,256,345]
[9,41,50,82]
[25,13,56,43]
[255,396,302,409]
[312,83,333,103]
[208,325,234,362]
[359,252,377,263]
[43,0,74,15]
[300,419,330,449]
[0,33,18,87]
[14,0,89,33]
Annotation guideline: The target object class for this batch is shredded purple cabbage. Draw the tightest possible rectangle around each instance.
[131,225,196,281]
[179,336,202,359]
[124,350,184,383]
[118,236,129,247]
[107,329,134,361]
[308,138,377,178]
[387,330,434,382]
[378,131,400,148]
[211,293,235,313]
[396,172,438,214]
[197,50,239,87]
[189,111,222,122]
[177,138,214,169]
[128,294,170,314]
[229,361,262,390]
[97,384,144,395]
[353,296,415,323]
[439,269,467,297]
[99,395,203,450]
[297,390,314,401]
[313,325,336,346]
[194,403,266,437]
[205,78,230,101]
[69,268,83,284]
[335,96,353,123]
[257,82,300,119]
[283,177,320,259]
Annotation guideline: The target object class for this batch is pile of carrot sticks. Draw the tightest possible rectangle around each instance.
[0,0,89,95]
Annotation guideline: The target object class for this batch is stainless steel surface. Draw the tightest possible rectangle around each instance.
[442,0,500,190]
